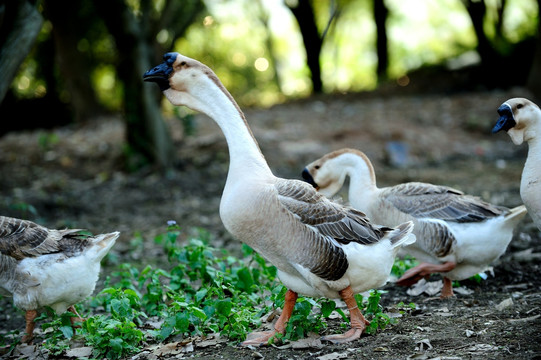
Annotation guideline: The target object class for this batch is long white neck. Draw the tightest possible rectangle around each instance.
[523,133,541,183]
[193,81,273,182]
[339,155,378,209]
[348,159,378,208]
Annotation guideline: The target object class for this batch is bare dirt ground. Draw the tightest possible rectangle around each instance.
[1,87,540,359]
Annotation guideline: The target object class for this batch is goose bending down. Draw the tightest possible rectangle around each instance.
[302,148,527,298]
[492,97,541,232]
[143,53,416,345]
[0,216,119,343]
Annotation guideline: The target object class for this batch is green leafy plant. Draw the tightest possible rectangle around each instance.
[391,255,419,278]
[41,310,78,355]
[81,288,145,360]
[356,290,396,334]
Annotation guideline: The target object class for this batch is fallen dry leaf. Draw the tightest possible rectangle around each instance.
[407,279,443,296]
[290,333,323,349]
[196,334,228,348]
[65,346,93,358]
[495,297,514,311]
[316,351,349,360]
[415,338,433,351]
[151,341,194,357]
[453,286,474,295]
[12,343,42,360]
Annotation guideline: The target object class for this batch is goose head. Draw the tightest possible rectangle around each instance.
[144,52,227,116]
[492,98,541,145]
[302,148,376,198]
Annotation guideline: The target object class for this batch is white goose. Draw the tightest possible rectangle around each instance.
[0,216,118,343]
[492,97,541,232]
[143,53,415,345]
[302,148,527,298]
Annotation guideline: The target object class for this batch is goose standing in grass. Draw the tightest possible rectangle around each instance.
[302,148,527,298]
[492,97,541,232]
[143,53,415,345]
[0,216,118,343]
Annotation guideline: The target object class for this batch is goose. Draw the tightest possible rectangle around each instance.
[302,148,527,298]
[0,216,119,343]
[143,53,415,345]
[492,97,541,232]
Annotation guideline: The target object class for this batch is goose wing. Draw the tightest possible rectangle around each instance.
[0,216,87,260]
[275,179,390,246]
[273,179,394,282]
[383,182,505,223]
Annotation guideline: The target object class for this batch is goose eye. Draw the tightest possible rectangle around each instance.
[517,103,523,109]
[180,61,187,66]
[315,165,320,169]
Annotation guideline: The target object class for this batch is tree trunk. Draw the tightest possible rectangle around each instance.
[374,0,389,82]
[287,0,323,93]
[0,0,43,104]
[461,0,500,64]
[43,0,106,123]
[95,0,173,169]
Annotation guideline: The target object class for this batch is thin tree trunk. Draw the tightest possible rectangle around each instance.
[287,0,323,93]
[95,0,173,169]
[43,0,106,123]
[374,0,389,82]
[0,0,43,104]
[461,0,499,64]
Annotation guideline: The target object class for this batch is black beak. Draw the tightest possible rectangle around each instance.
[143,52,178,91]
[301,168,318,188]
[492,104,516,133]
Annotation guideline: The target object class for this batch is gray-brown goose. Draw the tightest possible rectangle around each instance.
[144,53,415,345]
[0,216,118,343]
[303,148,527,298]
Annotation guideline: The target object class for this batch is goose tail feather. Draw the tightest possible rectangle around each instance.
[505,205,528,227]
[388,221,416,248]
[90,231,119,261]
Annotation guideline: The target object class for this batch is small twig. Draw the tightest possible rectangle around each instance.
[507,314,541,323]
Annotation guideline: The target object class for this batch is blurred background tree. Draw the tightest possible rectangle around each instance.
[0,0,539,170]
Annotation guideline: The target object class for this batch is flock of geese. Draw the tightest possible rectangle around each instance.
[1,53,540,346]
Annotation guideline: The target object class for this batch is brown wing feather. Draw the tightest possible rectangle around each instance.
[384,183,506,223]
[0,216,88,260]
[276,179,390,245]
[415,219,456,258]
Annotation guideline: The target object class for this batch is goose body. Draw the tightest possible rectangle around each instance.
[302,148,527,298]
[492,97,541,231]
[0,216,119,342]
[144,53,415,345]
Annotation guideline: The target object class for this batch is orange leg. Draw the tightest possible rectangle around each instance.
[241,289,298,346]
[68,305,84,327]
[440,277,454,299]
[396,261,456,286]
[321,286,370,344]
[21,310,38,344]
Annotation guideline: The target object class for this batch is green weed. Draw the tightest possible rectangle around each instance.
[391,255,419,278]
[81,288,145,360]
[356,290,396,334]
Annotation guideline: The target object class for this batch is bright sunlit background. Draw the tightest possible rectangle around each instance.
[10,0,539,111]
[170,0,537,107]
